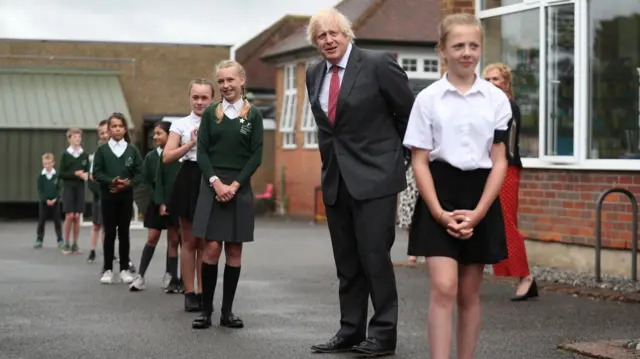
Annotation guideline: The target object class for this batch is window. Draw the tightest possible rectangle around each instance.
[398,54,441,79]
[401,58,418,72]
[301,61,318,148]
[587,0,640,160]
[280,64,297,149]
[480,0,640,170]
[483,8,540,158]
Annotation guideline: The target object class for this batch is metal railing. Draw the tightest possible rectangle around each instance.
[594,188,638,282]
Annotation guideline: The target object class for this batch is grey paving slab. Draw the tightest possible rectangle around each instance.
[0,218,636,359]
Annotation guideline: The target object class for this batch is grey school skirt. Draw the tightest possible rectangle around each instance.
[191,168,255,243]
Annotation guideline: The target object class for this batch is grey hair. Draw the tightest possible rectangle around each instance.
[306,8,356,46]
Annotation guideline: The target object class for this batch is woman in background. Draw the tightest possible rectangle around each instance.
[483,62,537,301]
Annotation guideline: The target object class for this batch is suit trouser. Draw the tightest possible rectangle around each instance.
[37,201,62,240]
[324,176,399,344]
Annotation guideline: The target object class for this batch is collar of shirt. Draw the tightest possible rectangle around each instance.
[222,98,245,113]
[66,146,83,155]
[156,147,162,155]
[188,111,202,125]
[325,42,353,74]
[108,138,126,148]
[41,168,56,176]
[439,72,488,98]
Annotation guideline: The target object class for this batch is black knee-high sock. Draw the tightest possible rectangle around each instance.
[201,262,218,315]
[167,256,179,281]
[221,265,241,315]
[138,244,156,277]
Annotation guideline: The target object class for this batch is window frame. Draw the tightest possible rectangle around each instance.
[301,60,319,149]
[397,53,441,80]
[478,0,640,170]
[279,63,297,150]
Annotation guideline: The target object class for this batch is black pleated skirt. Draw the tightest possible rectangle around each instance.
[170,160,201,221]
[192,168,255,243]
[408,161,508,265]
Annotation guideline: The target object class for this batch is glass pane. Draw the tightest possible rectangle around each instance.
[545,3,575,156]
[481,0,522,11]
[482,8,540,158]
[588,0,640,159]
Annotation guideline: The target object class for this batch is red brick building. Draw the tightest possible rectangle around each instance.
[264,0,640,276]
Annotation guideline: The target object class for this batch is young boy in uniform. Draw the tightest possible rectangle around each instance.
[58,128,90,255]
[34,153,63,248]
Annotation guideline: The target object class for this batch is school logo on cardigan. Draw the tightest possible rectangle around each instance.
[125,157,133,167]
[240,120,252,135]
[82,159,87,166]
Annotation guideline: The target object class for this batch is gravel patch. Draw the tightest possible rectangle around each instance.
[484,265,640,293]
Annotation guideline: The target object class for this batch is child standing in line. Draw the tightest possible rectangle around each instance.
[92,113,143,284]
[130,121,181,292]
[34,153,63,248]
[87,120,109,263]
[58,128,90,255]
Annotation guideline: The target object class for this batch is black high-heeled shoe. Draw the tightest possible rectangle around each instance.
[192,313,212,329]
[511,279,539,301]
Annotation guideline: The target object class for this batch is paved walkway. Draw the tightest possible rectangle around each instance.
[1,218,638,359]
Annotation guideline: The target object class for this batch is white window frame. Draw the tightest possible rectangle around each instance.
[301,61,319,149]
[279,63,297,149]
[397,53,441,80]
[478,0,640,171]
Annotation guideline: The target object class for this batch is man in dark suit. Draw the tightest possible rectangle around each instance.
[304,8,414,358]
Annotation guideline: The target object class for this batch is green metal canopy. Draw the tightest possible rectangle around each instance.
[0,67,133,129]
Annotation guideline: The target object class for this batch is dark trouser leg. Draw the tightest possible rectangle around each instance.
[353,193,399,345]
[118,200,133,272]
[324,179,367,343]
[102,200,117,271]
[36,202,47,239]
[53,203,62,239]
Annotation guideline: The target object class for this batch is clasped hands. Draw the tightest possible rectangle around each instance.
[437,209,482,240]
[109,176,130,193]
[211,180,240,203]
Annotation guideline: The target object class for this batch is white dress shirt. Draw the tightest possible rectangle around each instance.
[108,138,128,158]
[156,147,162,156]
[42,168,56,180]
[66,146,84,158]
[222,98,245,119]
[319,42,353,114]
[403,74,512,171]
[169,112,201,161]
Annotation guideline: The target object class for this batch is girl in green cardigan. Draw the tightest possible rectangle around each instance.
[92,113,143,285]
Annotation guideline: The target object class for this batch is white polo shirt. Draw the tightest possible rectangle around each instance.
[403,74,512,171]
[169,112,201,162]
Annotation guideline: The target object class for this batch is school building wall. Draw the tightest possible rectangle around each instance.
[0,39,231,143]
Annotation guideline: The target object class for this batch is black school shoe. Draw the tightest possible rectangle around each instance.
[220,312,244,328]
[192,313,212,329]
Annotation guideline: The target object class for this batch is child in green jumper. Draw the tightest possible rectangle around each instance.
[92,113,143,285]
[87,120,109,263]
[130,121,181,292]
[58,128,90,255]
[35,153,63,248]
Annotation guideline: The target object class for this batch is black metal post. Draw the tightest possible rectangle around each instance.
[594,188,638,282]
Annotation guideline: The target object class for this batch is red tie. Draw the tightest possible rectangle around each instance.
[328,65,340,126]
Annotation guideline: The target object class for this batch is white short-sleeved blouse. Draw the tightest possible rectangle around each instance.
[403,75,512,171]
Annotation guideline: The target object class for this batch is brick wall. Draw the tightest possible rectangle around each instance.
[519,169,640,250]
[273,64,323,217]
[0,40,230,142]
